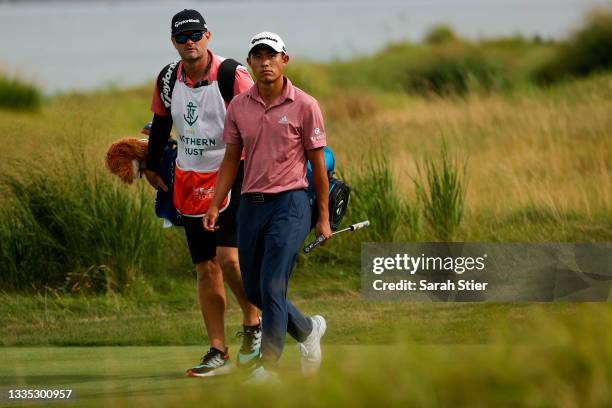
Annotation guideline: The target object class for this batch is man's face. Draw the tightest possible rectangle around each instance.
[172,31,211,63]
[247,45,289,84]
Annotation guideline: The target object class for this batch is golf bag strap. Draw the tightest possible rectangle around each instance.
[157,61,180,115]
[157,58,239,114]
[218,58,240,104]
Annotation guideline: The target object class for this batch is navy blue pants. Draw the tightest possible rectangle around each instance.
[237,189,313,363]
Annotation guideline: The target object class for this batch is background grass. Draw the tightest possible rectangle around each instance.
[0,12,609,290]
[0,11,611,406]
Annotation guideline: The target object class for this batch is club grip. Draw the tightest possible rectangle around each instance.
[350,220,370,231]
[303,235,326,254]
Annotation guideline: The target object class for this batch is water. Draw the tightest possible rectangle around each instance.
[0,0,606,94]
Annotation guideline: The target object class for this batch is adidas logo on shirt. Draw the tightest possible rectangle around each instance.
[278,115,289,124]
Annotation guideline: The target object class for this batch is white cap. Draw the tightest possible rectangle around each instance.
[248,31,287,55]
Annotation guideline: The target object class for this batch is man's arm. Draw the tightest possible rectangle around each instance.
[144,113,173,192]
[306,147,332,240]
[203,142,243,231]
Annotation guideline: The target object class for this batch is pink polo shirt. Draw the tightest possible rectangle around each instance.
[223,77,327,194]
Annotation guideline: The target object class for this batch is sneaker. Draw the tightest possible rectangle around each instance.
[236,321,262,367]
[185,347,233,377]
[298,315,326,377]
[244,365,279,385]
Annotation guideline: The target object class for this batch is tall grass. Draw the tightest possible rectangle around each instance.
[301,153,420,265]
[0,152,165,293]
[414,143,467,241]
[345,154,418,243]
[321,89,380,122]
[0,73,42,111]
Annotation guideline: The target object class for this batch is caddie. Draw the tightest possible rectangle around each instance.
[204,31,331,383]
[144,8,261,377]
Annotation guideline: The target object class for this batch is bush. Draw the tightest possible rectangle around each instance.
[534,9,612,84]
[0,74,42,111]
[424,25,459,45]
[0,153,165,293]
[414,144,467,240]
[405,52,510,96]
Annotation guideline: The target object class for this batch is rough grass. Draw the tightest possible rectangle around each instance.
[0,153,169,293]
[328,73,612,222]
[0,73,610,292]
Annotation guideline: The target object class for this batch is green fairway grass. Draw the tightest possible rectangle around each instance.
[3,270,611,347]
[2,336,610,407]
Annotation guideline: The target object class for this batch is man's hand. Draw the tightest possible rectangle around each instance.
[315,217,332,244]
[306,147,331,243]
[203,143,242,232]
[144,169,168,192]
[203,205,220,232]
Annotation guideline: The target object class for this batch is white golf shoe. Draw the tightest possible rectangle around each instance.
[244,365,279,385]
[298,315,326,377]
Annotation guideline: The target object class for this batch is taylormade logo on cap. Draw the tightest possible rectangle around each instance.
[251,36,279,44]
[175,19,201,28]
[248,31,287,55]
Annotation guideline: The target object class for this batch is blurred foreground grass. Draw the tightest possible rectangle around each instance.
[2,267,611,405]
[2,307,610,407]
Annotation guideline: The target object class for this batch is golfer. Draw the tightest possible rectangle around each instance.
[204,31,331,383]
[144,9,261,376]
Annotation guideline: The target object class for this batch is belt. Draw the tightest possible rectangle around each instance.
[242,192,282,203]
[242,189,306,203]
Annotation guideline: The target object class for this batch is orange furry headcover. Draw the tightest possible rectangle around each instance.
[105,138,148,184]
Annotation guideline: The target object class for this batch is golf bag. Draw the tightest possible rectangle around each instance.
[154,139,183,226]
[306,146,351,231]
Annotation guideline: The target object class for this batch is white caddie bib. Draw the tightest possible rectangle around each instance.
[170,77,230,217]
[172,80,227,172]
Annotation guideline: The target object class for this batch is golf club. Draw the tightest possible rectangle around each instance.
[303,220,370,253]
